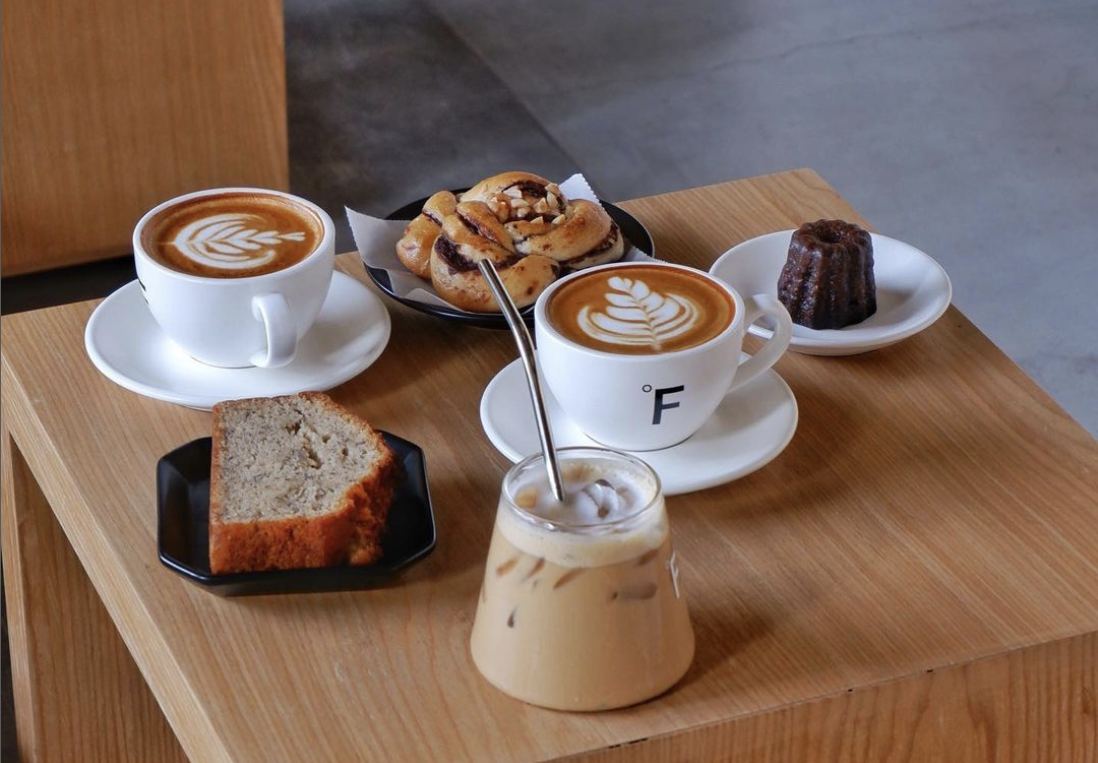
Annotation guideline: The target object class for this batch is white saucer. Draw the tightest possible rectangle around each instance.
[85,272,391,409]
[480,358,798,496]
[710,230,952,356]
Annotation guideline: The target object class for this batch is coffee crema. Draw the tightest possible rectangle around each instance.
[546,264,735,354]
[141,192,324,278]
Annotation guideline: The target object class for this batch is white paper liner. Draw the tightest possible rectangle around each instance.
[346,173,651,313]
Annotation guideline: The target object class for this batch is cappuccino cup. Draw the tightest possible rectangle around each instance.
[534,261,793,451]
[134,188,335,368]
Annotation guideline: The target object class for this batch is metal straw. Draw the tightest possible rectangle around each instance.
[478,259,565,503]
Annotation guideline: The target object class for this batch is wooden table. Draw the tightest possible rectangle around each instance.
[3,170,1096,762]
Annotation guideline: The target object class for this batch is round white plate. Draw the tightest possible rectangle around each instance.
[85,271,391,409]
[480,358,798,496]
[709,230,952,356]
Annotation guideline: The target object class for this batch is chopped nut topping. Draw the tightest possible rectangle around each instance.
[551,214,566,225]
[547,183,561,197]
[533,198,550,214]
[503,187,523,198]
[509,198,530,208]
[546,192,559,210]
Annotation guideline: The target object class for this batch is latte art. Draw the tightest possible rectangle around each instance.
[142,192,324,278]
[170,213,307,271]
[546,264,736,355]
[577,276,701,351]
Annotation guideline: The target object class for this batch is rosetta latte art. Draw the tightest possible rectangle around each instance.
[170,213,307,270]
[577,276,701,350]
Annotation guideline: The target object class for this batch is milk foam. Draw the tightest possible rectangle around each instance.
[576,276,701,351]
[169,212,307,271]
[499,458,666,568]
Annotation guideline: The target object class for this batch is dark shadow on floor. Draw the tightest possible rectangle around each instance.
[2,256,136,316]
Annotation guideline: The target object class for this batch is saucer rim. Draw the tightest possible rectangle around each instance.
[709,230,953,356]
[479,357,799,496]
[84,271,391,409]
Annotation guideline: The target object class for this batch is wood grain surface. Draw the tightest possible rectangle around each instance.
[0,0,289,276]
[1,430,189,763]
[2,170,1096,762]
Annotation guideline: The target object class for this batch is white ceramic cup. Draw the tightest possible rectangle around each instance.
[133,187,335,368]
[534,261,793,451]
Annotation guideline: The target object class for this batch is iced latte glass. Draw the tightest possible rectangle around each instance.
[470,448,694,711]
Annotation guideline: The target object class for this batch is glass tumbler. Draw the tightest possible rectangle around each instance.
[470,447,694,711]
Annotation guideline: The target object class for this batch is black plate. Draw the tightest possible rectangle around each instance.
[365,193,655,329]
[158,432,437,596]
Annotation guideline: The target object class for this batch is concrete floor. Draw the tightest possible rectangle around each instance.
[286,0,1098,438]
[3,0,1096,757]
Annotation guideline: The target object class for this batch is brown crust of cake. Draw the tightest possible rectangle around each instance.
[208,392,399,575]
[777,219,877,330]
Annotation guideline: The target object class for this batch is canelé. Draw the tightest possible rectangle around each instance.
[777,219,876,329]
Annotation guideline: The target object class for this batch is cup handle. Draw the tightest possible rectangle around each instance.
[728,293,793,393]
[249,293,297,368]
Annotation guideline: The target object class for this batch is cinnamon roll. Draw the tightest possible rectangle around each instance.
[394,171,626,312]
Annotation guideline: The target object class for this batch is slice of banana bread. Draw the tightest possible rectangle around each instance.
[208,392,398,574]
